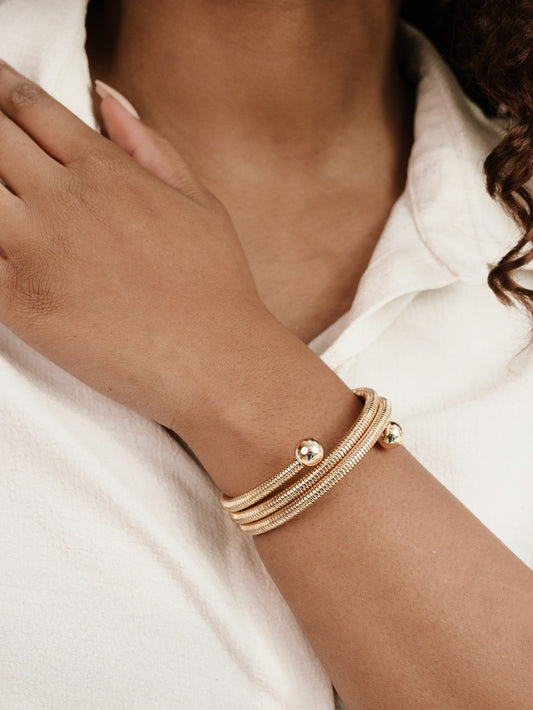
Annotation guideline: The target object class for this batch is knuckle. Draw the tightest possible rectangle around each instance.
[7,82,46,112]
[66,136,103,169]
[46,171,91,222]
[72,143,128,192]
[82,143,122,175]
[58,172,87,205]
[81,150,135,202]
[6,257,62,320]
[27,198,75,263]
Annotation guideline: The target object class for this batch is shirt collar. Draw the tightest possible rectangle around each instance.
[400,22,526,282]
[309,22,528,363]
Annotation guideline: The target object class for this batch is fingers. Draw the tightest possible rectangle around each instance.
[0,59,99,165]
[97,83,206,202]
[0,110,62,197]
[94,80,140,120]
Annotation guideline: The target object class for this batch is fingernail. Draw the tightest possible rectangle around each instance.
[94,79,140,119]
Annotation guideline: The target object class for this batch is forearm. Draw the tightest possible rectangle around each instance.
[178,309,533,710]
[256,445,533,709]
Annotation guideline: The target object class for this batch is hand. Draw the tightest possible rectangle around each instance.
[0,60,271,432]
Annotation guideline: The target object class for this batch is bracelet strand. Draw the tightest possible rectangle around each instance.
[220,387,376,513]
[238,397,392,535]
[230,388,381,524]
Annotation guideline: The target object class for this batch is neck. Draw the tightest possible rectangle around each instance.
[88,0,410,179]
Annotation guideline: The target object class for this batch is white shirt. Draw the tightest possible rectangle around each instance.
[0,2,532,709]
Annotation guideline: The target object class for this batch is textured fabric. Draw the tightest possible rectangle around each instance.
[0,2,532,709]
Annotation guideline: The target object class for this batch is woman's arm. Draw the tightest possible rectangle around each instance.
[0,63,531,710]
[123,95,533,704]
[181,309,533,710]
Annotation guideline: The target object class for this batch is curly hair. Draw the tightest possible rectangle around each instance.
[402,0,533,336]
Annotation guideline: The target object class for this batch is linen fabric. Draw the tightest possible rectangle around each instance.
[0,2,531,708]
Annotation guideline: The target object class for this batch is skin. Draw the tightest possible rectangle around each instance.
[86,0,414,344]
[0,2,532,708]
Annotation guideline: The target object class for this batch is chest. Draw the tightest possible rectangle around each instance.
[224,196,389,344]
[243,237,367,345]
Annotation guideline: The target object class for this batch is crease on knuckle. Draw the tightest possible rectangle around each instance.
[59,174,87,205]
[7,82,46,112]
[47,173,91,224]
[8,261,61,320]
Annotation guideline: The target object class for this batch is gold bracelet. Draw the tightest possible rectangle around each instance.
[220,387,376,514]
[239,396,393,535]
[230,388,381,524]
[220,388,368,513]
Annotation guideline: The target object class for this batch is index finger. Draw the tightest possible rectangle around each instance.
[0,59,100,165]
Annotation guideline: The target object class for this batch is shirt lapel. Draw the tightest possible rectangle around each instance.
[311,22,529,371]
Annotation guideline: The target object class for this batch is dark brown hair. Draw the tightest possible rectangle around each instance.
[402,0,533,336]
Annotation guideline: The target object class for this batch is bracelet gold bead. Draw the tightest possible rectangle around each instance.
[295,439,324,466]
[379,420,403,448]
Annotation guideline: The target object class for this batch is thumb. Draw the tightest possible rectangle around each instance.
[94,80,206,202]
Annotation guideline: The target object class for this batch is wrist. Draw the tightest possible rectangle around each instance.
[176,308,363,496]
